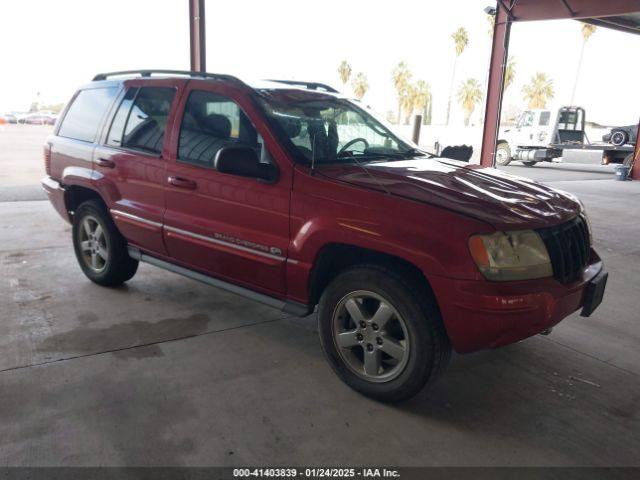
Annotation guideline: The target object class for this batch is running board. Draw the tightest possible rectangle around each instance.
[128,247,309,317]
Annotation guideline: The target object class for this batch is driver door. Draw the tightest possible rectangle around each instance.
[162,83,291,295]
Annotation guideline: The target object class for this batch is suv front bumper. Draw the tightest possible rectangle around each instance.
[429,257,605,353]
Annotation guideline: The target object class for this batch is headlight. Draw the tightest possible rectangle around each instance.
[469,230,553,281]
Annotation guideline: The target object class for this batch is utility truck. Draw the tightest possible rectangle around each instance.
[496,106,635,167]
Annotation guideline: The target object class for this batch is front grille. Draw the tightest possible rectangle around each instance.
[537,216,590,284]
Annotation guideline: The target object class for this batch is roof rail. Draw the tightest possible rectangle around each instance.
[92,69,243,83]
[265,79,339,93]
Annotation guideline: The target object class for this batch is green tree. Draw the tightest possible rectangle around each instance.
[446,27,469,125]
[505,57,516,90]
[522,72,555,109]
[351,72,369,100]
[411,80,431,125]
[487,14,495,37]
[391,61,412,124]
[400,84,416,124]
[570,24,597,104]
[457,78,483,126]
[337,60,352,93]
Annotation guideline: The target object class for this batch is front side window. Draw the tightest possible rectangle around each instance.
[58,87,118,142]
[518,111,535,128]
[258,91,417,164]
[120,87,176,155]
[178,90,264,168]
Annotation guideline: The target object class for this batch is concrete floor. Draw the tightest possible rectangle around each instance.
[0,126,639,466]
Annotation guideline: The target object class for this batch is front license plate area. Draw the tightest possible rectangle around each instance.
[580,271,608,317]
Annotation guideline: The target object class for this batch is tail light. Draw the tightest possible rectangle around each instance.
[44,143,52,175]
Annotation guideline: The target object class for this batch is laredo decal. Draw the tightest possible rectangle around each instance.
[213,232,283,257]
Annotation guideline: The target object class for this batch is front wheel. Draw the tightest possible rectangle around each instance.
[495,142,512,166]
[318,266,450,402]
[72,200,138,286]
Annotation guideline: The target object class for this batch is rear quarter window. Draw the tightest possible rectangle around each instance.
[58,87,118,142]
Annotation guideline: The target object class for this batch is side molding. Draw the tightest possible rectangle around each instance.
[128,247,310,317]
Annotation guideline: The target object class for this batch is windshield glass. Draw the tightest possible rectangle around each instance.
[258,91,420,164]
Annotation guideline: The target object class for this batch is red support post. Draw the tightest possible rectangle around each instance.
[480,3,512,168]
[632,121,640,180]
[189,0,206,72]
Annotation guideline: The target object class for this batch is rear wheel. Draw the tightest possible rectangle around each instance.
[610,130,629,147]
[72,200,138,286]
[495,142,512,166]
[318,265,450,403]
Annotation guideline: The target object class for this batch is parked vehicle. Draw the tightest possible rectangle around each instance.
[2,113,18,124]
[42,70,607,402]
[603,124,637,147]
[20,112,57,125]
[497,106,635,167]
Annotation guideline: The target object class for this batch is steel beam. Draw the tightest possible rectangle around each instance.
[189,0,206,72]
[632,122,640,180]
[480,4,511,168]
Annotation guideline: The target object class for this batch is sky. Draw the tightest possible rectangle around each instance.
[1,0,638,127]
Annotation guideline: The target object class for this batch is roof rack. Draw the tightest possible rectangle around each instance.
[92,69,243,83]
[265,79,339,93]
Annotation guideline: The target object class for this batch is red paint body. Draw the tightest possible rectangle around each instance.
[43,76,604,354]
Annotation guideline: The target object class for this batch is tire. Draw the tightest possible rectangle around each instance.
[610,130,629,147]
[72,199,138,286]
[318,265,451,403]
[623,154,634,167]
[495,142,512,166]
[522,161,537,167]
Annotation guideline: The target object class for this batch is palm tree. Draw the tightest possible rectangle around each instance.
[412,80,431,124]
[570,24,597,104]
[351,73,369,100]
[391,61,412,124]
[337,60,352,93]
[401,84,416,124]
[446,27,469,125]
[505,57,516,90]
[457,79,483,126]
[522,72,555,109]
[487,14,495,38]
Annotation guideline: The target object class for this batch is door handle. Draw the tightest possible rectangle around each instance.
[168,176,197,190]
[95,158,115,169]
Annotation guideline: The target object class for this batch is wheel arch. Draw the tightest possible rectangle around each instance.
[307,243,438,310]
[64,184,106,217]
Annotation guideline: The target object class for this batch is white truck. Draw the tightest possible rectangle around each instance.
[496,106,635,167]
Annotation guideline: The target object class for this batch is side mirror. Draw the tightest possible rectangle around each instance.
[214,145,279,183]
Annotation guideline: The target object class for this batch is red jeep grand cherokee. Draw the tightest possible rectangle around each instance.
[42,70,607,402]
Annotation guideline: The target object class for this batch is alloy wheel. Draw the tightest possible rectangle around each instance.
[331,290,410,383]
[78,215,108,272]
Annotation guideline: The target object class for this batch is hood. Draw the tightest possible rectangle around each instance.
[317,157,581,230]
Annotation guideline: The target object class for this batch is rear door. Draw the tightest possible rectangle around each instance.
[94,79,184,256]
[162,82,291,295]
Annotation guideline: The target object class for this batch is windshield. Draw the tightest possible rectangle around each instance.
[258,91,420,164]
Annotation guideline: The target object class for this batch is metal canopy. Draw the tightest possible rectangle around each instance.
[582,12,640,35]
[481,0,640,179]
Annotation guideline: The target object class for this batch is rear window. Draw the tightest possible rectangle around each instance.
[120,87,175,155]
[58,87,118,142]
